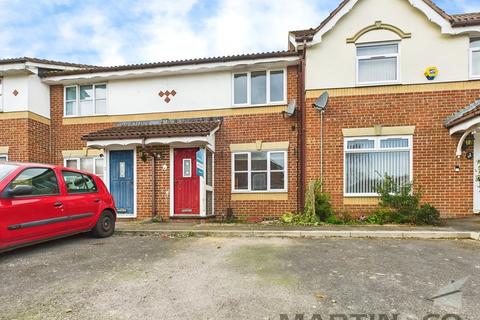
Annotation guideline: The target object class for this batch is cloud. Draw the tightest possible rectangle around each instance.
[0,0,330,66]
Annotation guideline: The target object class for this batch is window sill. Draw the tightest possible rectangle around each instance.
[355,81,401,88]
[231,192,288,201]
[232,102,287,108]
[64,114,108,118]
[343,197,379,206]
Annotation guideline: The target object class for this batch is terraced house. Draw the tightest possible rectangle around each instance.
[1,0,480,220]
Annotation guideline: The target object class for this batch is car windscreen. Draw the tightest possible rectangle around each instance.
[0,164,19,182]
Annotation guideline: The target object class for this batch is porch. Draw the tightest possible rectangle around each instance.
[81,118,221,220]
[445,100,480,214]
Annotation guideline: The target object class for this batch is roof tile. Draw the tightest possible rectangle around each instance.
[82,120,221,141]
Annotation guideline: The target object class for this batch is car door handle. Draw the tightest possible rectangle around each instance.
[53,202,63,207]
[93,199,101,203]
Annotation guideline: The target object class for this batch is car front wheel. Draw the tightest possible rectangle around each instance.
[91,210,115,238]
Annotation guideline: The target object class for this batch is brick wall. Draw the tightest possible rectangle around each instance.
[0,118,30,162]
[305,88,479,218]
[0,118,50,163]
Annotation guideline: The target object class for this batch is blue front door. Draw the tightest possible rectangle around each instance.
[109,150,134,215]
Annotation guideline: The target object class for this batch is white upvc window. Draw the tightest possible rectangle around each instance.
[232,150,287,192]
[64,157,105,180]
[232,69,286,106]
[470,39,480,78]
[356,42,400,85]
[344,136,412,197]
[64,83,107,117]
[0,154,8,161]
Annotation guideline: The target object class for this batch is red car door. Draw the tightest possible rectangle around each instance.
[60,170,100,231]
[0,167,67,247]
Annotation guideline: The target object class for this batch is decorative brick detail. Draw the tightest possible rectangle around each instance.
[159,90,177,103]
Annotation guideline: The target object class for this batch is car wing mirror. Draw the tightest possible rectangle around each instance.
[7,185,34,197]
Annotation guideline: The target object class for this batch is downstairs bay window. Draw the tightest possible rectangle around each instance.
[232,151,287,192]
[344,136,412,196]
[64,157,105,180]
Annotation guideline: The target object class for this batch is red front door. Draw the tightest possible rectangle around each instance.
[174,148,200,215]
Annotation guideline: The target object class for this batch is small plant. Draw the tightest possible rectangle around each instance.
[413,204,441,226]
[280,180,334,225]
[366,208,392,225]
[371,175,440,226]
[304,180,333,222]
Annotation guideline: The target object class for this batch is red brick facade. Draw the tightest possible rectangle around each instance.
[0,118,50,163]
[3,66,478,220]
[305,87,479,218]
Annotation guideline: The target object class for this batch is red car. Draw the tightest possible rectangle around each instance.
[0,162,116,252]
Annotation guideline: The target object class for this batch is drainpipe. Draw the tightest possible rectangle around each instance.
[299,41,307,213]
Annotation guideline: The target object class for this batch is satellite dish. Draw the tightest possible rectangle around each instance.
[313,91,329,111]
[284,99,297,117]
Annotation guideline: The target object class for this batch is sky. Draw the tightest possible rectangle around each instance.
[0,0,479,66]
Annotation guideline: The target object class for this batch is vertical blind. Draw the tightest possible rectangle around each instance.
[345,137,411,195]
[357,43,398,83]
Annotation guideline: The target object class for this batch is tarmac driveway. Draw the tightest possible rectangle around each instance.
[0,235,479,320]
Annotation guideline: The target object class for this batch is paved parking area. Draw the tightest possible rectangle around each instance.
[1,235,479,320]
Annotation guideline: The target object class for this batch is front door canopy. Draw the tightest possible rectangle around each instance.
[82,119,221,150]
[445,100,480,157]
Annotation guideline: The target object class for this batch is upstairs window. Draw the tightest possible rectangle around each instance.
[470,39,480,78]
[64,84,107,116]
[233,70,285,106]
[356,43,399,85]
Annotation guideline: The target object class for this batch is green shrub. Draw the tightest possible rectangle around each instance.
[279,212,296,224]
[372,175,440,226]
[367,208,393,225]
[413,204,441,226]
[304,180,333,222]
[337,210,354,224]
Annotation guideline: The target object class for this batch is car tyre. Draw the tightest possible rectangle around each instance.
[92,210,115,238]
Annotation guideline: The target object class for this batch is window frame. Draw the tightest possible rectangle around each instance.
[5,167,61,198]
[63,83,107,117]
[231,150,288,193]
[343,135,413,197]
[356,42,401,86]
[0,154,8,161]
[63,157,105,179]
[182,158,192,178]
[232,69,287,107]
[470,38,480,79]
